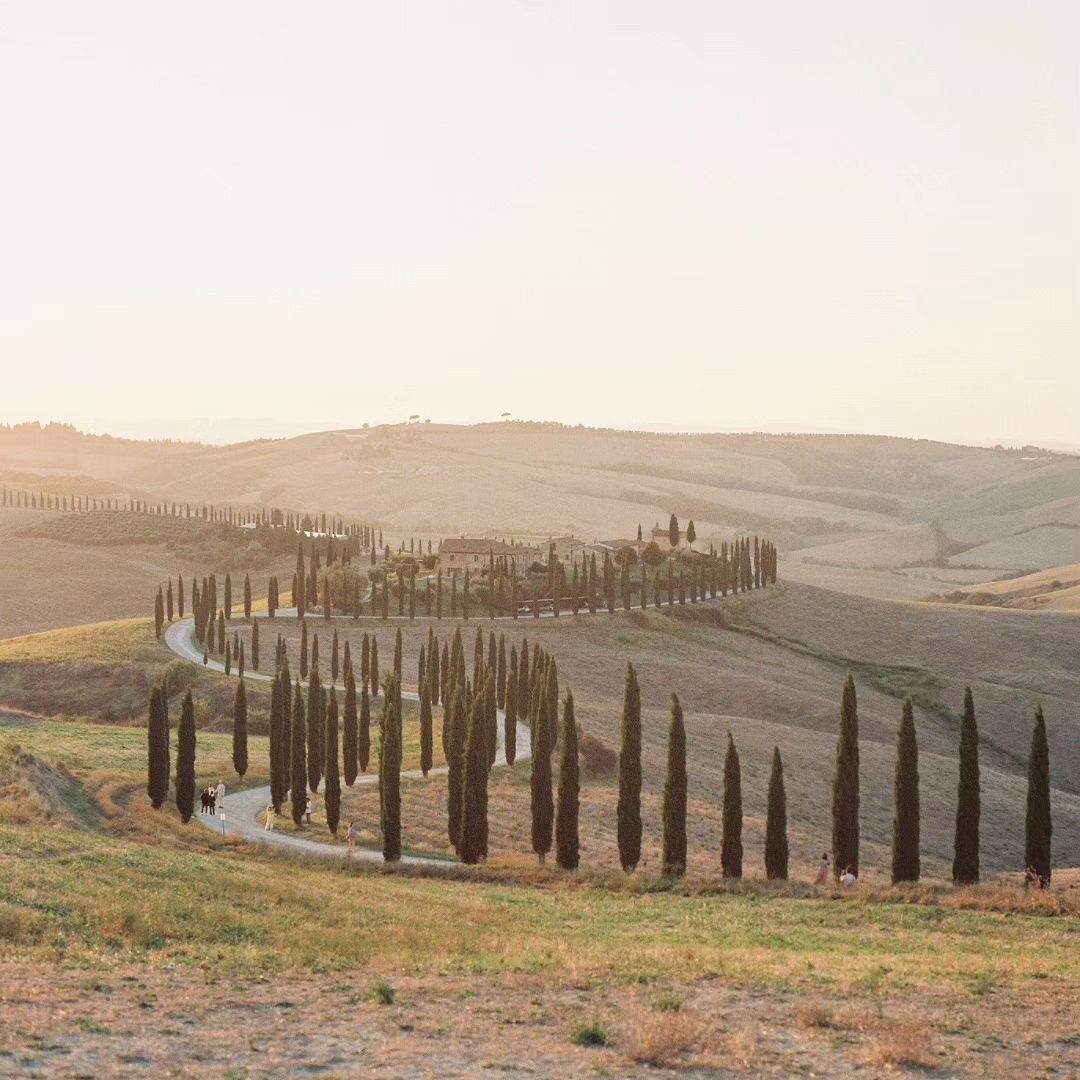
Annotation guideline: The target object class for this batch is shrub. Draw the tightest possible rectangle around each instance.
[579,732,616,776]
[570,1020,610,1048]
[368,978,396,1005]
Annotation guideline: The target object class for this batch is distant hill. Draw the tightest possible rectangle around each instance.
[3,421,1080,604]
[929,562,1080,612]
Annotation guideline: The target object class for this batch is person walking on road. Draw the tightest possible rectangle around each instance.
[345,821,356,856]
[263,803,275,831]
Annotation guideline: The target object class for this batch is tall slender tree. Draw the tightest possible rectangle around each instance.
[232,680,248,778]
[324,688,341,834]
[176,691,196,823]
[555,690,580,870]
[380,674,402,861]
[832,675,860,879]
[765,746,788,880]
[419,677,433,777]
[721,732,743,878]
[891,698,921,883]
[146,687,168,808]
[530,675,553,863]
[343,669,358,786]
[358,682,371,772]
[504,647,518,766]
[446,688,467,851]
[251,617,259,671]
[459,682,490,864]
[661,693,687,877]
[290,683,307,824]
[617,662,642,872]
[1025,704,1052,886]
[952,687,981,884]
[307,673,324,793]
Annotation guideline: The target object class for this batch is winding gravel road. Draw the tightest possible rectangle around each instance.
[164,615,531,866]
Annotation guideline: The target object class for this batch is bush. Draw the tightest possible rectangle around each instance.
[368,978,396,1005]
[570,1020,609,1048]
[579,732,617,777]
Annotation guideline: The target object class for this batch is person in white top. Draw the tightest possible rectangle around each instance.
[215,781,226,808]
[840,866,857,887]
[264,804,275,830]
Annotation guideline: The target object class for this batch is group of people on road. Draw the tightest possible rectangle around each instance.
[200,781,226,815]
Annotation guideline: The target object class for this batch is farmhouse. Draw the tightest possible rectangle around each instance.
[437,537,544,578]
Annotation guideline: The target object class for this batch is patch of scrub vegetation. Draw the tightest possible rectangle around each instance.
[848,663,951,718]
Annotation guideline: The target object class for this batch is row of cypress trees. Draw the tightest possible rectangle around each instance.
[831,676,1054,886]
[151,618,1055,885]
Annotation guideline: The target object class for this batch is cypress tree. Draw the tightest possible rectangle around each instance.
[419,677,433,777]
[686,520,696,547]
[463,569,471,619]
[176,691,196,823]
[269,676,286,811]
[765,746,788,880]
[290,683,307,824]
[721,732,743,878]
[224,573,233,620]
[952,687,981,884]
[361,632,370,688]
[154,587,164,639]
[217,609,226,652]
[332,628,339,682]
[166,579,174,622]
[370,637,379,697]
[518,639,530,716]
[661,693,687,877]
[1025,704,1052,886]
[146,687,168,808]
[504,646,518,766]
[530,675,553,863]
[251,617,260,671]
[496,634,507,709]
[446,688,467,850]
[616,662,642,872]
[238,639,245,679]
[243,573,251,619]
[380,674,402,861]
[832,674,860,880]
[668,513,679,549]
[311,633,320,679]
[440,640,450,704]
[300,620,309,678]
[343,639,353,681]
[343,670,358,786]
[891,698,921,884]
[393,627,402,678]
[307,672,324,793]
[224,639,231,676]
[178,574,185,618]
[459,683,490,864]
[324,687,341,834]
[358,682,371,772]
[232,680,248,778]
[555,690,580,870]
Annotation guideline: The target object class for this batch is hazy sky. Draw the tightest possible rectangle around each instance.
[1,2,1076,446]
